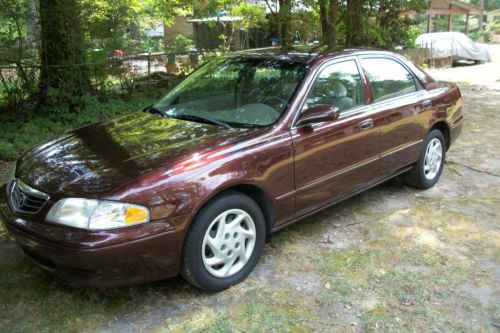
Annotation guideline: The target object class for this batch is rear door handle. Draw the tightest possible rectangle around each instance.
[422,100,432,108]
[358,118,374,130]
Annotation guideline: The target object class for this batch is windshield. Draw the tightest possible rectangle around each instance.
[154,57,307,127]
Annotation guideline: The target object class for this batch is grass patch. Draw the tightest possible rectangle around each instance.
[359,305,398,332]
[401,202,500,258]
[309,207,498,332]
[234,297,314,332]
[0,257,157,333]
[319,276,356,304]
[312,245,371,282]
[158,289,317,332]
[161,308,233,333]
[0,90,165,160]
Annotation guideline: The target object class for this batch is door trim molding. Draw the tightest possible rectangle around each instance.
[297,156,379,193]
[380,140,423,158]
[272,165,414,233]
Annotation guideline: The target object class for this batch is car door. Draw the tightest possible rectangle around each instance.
[359,56,430,176]
[291,58,384,217]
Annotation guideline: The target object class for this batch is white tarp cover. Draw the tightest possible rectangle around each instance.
[416,32,491,62]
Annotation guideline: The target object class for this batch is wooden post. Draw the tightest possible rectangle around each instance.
[478,0,484,32]
[448,5,452,31]
[427,1,432,33]
[147,51,151,89]
[465,13,469,34]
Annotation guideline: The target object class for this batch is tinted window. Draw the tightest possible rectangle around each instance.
[306,60,365,113]
[361,58,416,102]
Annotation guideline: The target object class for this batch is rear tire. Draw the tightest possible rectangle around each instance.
[404,129,446,189]
[181,191,266,291]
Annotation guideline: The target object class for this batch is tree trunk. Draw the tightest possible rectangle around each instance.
[319,0,337,47]
[345,0,363,46]
[130,24,140,41]
[278,0,292,48]
[478,0,484,32]
[25,0,39,47]
[39,0,91,102]
[319,0,329,44]
[328,0,337,47]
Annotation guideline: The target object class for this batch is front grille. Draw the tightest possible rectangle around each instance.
[9,179,49,214]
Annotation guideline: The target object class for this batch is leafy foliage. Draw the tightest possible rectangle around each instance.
[0,90,163,160]
[225,1,267,49]
[0,0,38,108]
[486,19,500,35]
[469,0,500,12]
[339,0,426,48]
[166,34,195,53]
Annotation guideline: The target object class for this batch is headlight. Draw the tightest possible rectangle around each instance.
[46,198,150,230]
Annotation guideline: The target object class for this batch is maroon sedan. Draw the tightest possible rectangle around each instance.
[0,48,463,291]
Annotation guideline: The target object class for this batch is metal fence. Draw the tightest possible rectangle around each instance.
[0,47,432,107]
[0,50,225,106]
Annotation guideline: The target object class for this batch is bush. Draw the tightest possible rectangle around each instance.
[0,90,164,160]
[166,34,195,54]
[469,30,491,43]
[486,20,500,41]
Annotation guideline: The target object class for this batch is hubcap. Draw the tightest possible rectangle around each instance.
[423,138,443,180]
[202,209,256,278]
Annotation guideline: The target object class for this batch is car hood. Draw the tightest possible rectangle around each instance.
[17,112,260,196]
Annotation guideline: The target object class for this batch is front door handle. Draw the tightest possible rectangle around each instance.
[358,118,374,130]
[422,100,432,108]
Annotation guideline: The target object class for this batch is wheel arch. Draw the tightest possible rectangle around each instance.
[191,183,276,235]
[430,121,451,151]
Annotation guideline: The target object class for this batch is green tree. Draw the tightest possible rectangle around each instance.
[318,0,338,47]
[39,0,91,105]
[339,0,425,48]
[225,2,266,49]
[0,0,37,107]
[263,0,295,47]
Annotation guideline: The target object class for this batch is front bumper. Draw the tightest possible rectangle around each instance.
[0,187,191,287]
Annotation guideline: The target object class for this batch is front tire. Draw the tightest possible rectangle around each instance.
[404,129,446,189]
[181,191,266,291]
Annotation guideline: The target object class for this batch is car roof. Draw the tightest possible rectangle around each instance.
[227,46,435,87]
[228,46,401,64]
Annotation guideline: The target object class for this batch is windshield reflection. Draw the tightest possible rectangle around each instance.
[155,57,307,127]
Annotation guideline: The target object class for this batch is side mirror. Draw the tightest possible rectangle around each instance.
[296,104,340,127]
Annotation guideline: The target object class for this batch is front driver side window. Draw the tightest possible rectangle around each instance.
[306,60,365,113]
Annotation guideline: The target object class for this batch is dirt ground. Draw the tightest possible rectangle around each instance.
[0,47,499,333]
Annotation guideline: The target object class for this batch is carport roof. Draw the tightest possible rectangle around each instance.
[487,9,500,16]
[427,0,483,15]
[403,0,483,15]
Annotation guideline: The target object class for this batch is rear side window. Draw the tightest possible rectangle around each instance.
[361,58,416,102]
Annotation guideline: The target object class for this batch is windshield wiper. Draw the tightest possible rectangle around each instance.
[172,114,232,129]
[144,105,232,129]
[144,104,167,116]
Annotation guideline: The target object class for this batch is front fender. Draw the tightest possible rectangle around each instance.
[108,129,296,225]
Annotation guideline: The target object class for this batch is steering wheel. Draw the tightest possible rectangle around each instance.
[263,96,288,113]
